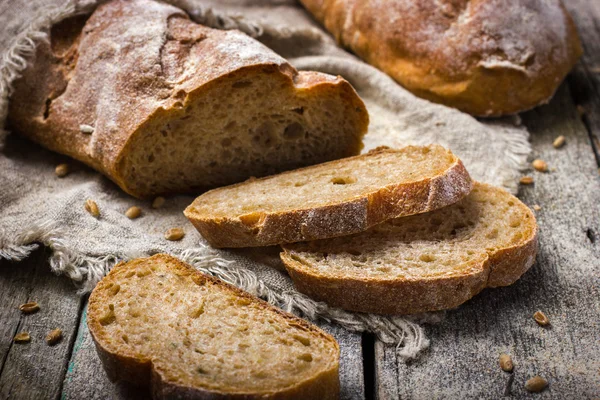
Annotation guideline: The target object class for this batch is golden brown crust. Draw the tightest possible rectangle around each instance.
[88,254,340,399]
[301,0,582,116]
[8,0,367,198]
[280,183,538,315]
[184,147,473,248]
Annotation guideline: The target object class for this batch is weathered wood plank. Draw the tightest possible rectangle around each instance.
[565,0,600,163]
[62,303,366,400]
[374,85,600,399]
[0,249,84,400]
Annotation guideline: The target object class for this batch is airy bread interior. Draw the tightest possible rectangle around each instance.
[281,182,537,313]
[88,255,339,395]
[118,67,366,197]
[189,145,460,218]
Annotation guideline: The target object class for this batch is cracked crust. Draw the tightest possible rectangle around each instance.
[301,0,582,116]
[7,0,367,198]
[281,182,538,315]
[184,145,473,248]
[88,254,340,399]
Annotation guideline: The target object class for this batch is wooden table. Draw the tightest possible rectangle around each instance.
[1,1,599,399]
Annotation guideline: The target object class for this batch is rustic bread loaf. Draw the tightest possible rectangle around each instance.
[300,0,582,116]
[8,0,368,198]
[281,182,538,314]
[87,254,340,399]
[184,145,472,248]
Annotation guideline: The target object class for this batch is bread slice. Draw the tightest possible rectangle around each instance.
[8,0,368,198]
[184,145,472,248]
[281,182,538,315]
[87,254,340,399]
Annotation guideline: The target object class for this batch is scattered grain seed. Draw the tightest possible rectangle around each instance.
[533,204,542,211]
[533,310,550,326]
[165,228,185,241]
[532,159,548,172]
[80,124,95,134]
[125,206,142,219]
[525,376,548,392]
[85,199,100,218]
[55,163,69,177]
[152,196,166,209]
[499,354,514,372]
[520,176,534,185]
[14,332,31,343]
[19,301,40,314]
[553,135,566,149]
[46,328,63,346]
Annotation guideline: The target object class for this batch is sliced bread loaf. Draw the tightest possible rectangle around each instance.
[281,182,538,315]
[87,254,340,399]
[8,0,368,198]
[184,145,472,248]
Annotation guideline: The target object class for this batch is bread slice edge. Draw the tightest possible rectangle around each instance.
[185,146,473,248]
[87,254,340,399]
[280,183,538,315]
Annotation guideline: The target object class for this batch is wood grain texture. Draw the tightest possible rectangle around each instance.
[565,0,600,164]
[0,249,84,400]
[374,85,600,399]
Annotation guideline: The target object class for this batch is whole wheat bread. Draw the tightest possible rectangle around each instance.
[281,182,538,314]
[184,145,472,248]
[87,254,340,399]
[8,0,368,198]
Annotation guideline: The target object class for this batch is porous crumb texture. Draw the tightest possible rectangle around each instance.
[88,255,339,398]
[119,52,367,196]
[185,145,472,247]
[8,0,367,199]
[282,182,538,314]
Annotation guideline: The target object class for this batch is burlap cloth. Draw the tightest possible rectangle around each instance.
[0,0,531,359]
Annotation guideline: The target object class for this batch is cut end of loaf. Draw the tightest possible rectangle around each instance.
[185,145,472,248]
[87,254,340,398]
[116,63,367,198]
[281,182,538,314]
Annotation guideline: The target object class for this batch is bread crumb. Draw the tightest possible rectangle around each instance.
[533,204,541,211]
[55,163,69,177]
[532,159,548,172]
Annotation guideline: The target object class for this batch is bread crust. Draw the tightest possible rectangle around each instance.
[281,182,538,315]
[88,254,340,399]
[301,0,582,116]
[185,146,473,248]
[8,0,367,198]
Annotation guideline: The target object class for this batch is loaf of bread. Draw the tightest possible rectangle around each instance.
[88,254,340,399]
[8,0,368,198]
[185,145,472,248]
[281,182,538,314]
[300,0,582,116]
